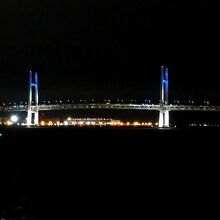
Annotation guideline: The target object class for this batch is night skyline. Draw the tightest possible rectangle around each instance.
[0,1,220,102]
[1,2,220,219]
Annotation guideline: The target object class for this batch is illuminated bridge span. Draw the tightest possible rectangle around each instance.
[1,104,220,112]
[1,66,220,127]
[0,104,159,112]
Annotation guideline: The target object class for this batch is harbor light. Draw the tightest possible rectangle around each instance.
[10,115,18,123]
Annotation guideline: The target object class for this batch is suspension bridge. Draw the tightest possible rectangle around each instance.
[0,66,220,127]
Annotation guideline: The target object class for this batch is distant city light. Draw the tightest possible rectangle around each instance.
[7,120,13,126]
[10,115,18,123]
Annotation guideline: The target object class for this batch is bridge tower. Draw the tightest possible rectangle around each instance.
[159,66,169,127]
[27,71,39,126]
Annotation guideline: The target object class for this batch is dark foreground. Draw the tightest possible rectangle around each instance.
[0,127,219,219]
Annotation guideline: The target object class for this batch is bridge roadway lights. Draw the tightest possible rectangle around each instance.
[27,71,39,127]
[159,66,169,128]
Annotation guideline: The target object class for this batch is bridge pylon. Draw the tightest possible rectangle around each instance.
[159,66,169,128]
[27,71,39,126]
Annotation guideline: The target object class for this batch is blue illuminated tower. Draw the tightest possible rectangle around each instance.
[159,66,169,127]
[27,71,39,126]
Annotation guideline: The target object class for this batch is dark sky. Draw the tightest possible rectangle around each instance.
[0,1,220,103]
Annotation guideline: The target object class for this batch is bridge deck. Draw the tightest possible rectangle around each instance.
[1,104,220,112]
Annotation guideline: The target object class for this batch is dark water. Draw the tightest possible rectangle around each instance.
[0,127,219,219]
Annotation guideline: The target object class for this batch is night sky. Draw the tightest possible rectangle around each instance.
[0,1,220,103]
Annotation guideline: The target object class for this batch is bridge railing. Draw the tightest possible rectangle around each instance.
[1,103,220,112]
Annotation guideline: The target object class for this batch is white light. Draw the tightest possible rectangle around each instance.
[10,115,18,123]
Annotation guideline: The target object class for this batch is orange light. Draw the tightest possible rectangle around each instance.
[133,122,140,126]
[40,121,45,126]
[7,120,13,126]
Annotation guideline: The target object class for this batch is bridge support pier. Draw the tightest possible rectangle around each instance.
[27,71,39,127]
[159,110,169,128]
[159,66,169,128]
